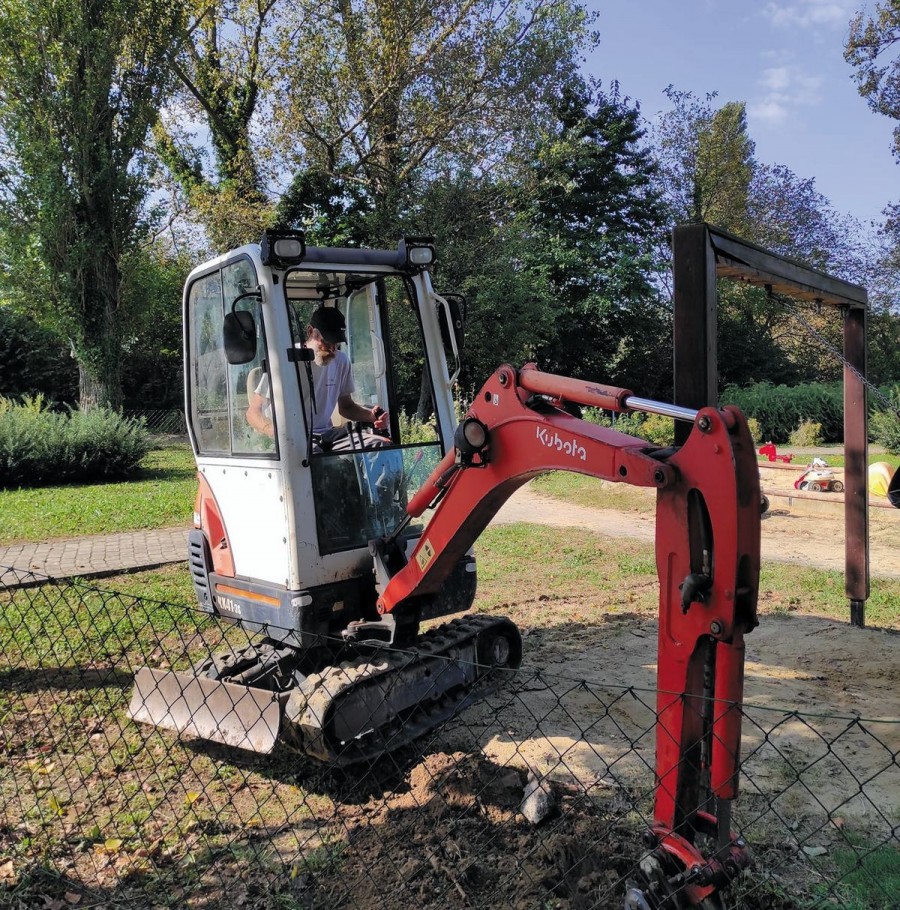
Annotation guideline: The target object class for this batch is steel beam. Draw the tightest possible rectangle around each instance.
[673,224,717,446]
[843,306,869,626]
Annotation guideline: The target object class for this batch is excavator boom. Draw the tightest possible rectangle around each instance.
[372,363,761,906]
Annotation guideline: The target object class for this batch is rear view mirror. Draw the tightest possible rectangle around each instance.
[438,292,467,353]
[223,310,257,364]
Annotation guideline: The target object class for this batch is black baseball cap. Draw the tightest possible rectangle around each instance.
[309,307,347,344]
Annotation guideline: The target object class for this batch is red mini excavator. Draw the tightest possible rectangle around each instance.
[128,232,760,908]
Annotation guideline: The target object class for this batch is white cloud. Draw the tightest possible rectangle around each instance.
[763,1,853,29]
[749,64,825,126]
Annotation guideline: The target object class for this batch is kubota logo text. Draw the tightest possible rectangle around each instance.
[536,427,587,461]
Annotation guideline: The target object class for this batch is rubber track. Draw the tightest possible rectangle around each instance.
[284,614,519,765]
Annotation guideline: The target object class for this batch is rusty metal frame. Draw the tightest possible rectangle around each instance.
[672,224,870,627]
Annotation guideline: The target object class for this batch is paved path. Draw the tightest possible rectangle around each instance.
[1,483,897,586]
[0,527,190,587]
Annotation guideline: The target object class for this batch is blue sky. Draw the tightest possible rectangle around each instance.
[583,0,897,226]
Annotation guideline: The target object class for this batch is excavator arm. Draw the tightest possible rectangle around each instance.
[374,363,761,907]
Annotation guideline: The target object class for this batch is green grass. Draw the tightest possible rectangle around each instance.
[0,444,196,544]
[531,472,654,513]
[475,523,900,629]
[826,838,900,910]
[0,566,202,667]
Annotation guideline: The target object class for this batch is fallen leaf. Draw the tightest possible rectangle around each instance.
[185,791,201,806]
[103,838,123,853]
[64,892,81,905]
[0,859,15,882]
[802,845,828,858]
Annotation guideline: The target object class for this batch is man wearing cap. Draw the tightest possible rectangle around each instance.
[246,306,390,449]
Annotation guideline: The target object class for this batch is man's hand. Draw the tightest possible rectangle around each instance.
[372,406,389,432]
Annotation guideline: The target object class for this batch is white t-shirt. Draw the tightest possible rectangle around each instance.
[255,351,355,434]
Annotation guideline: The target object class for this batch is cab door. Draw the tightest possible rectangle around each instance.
[185,257,291,586]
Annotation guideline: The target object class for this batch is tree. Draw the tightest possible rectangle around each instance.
[525,81,672,395]
[155,0,279,249]
[0,0,185,409]
[652,87,755,231]
[272,0,594,241]
[648,87,878,390]
[846,1,900,160]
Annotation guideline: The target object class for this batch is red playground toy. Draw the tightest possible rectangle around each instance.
[758,442,793,464]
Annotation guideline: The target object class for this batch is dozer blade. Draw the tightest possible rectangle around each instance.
[128,667,283,754]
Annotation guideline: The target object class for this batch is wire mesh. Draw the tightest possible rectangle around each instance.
[0,569,896,910]
[123,409,187,437]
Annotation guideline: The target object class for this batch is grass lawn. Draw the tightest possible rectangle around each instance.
[0,444,196,544]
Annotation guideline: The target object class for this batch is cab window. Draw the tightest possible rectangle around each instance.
[187,258,273,457]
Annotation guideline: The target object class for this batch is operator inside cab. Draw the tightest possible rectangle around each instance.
[246,305,391,452]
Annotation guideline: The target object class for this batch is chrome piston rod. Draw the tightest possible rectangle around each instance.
[625,396,700,424]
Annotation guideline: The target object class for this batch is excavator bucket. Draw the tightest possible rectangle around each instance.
[127,668,284,754]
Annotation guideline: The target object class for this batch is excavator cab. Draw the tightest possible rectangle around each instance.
[130,231,495,756]
[180,232,470,632]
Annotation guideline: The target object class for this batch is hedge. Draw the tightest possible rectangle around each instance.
[720,382,844,444]
[0,396,151,488]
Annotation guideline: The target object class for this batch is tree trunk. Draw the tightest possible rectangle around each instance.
[76,253,123,412]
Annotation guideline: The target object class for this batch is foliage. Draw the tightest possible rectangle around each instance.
[523,80,672,397]
[651,86,872,390]
[0,306,77,403]
[0,396,150,488]
[0,0,186,409]
[119,245,191,410]
[746,416,762,444]
[581,410,674,446]
[720,382,844,443]
[846,2,900,161]
[870,390,900,453]
[154,0,276,249]
[787,419,824,448]
[397,410,438,444]
[652,88,755,231]
[274,0,594,237]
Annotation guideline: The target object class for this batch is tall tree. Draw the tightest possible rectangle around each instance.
[652,87,755,231]
[273,0,593,241]
[155,0,279,249]
[525,81,671,394]
[0,0,184,409]
[846,1,900,159]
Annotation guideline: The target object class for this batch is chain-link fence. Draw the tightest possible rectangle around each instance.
[124,409,187,438]
[1,568,896,910]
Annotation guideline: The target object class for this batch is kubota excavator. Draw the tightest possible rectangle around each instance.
[129,230,761,908]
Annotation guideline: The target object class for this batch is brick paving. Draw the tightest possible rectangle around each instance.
[0,527,189,587]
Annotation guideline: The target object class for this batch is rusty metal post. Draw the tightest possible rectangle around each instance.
[672,224,717,446]
[843,305,869,627]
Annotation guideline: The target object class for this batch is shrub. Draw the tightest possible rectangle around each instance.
[721,382,843,443]
[788,419,824,447]
[0,396,150,488]
[398,410,439,444]
[641,414,675,447]
[580,408,676,445]
[870,392,900,454]
[581,408,646,437]
[746,416,762,444]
